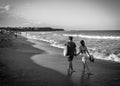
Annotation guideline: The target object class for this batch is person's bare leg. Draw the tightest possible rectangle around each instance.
[70,61,73,70]
[82,62,85,71]
[70,61,75,72]
[68,61,71,71]
[85,62,90,73]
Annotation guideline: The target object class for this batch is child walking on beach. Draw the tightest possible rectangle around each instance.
[65,36,76,72]
[77,40,91,73]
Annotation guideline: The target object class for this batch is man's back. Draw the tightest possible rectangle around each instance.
[66,41,76,56]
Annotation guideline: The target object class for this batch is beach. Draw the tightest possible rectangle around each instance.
[0,35,73,86]
[0,33,120,86]
[27,35,120,86]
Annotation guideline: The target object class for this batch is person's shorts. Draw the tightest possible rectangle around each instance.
[81,53,88,63]
[68,55,74,61]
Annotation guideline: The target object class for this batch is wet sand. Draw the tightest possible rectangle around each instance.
[28,37,120,86]
[0,36,73,86]
[0,34,120,86]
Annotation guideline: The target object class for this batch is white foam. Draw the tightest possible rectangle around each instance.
[63,34,78,37]
[63,34,120,40]
[21,32,120,63]
[93,52,120,63]
[78,34,120,40]
[51,43,64,49]
[51,44,120,63]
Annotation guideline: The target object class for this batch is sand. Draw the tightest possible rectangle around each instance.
[0,36,73,86]
[0,35,120,86]
[27,38,120,86]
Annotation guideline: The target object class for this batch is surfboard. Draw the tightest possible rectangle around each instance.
[63,46,68,56]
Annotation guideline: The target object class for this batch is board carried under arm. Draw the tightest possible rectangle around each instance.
[63,45,69,56]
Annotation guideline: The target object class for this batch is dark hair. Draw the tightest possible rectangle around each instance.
[69,36,73,41]
[80,40,85,46]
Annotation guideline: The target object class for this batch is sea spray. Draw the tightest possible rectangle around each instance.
[21,31,120,63]
[63,34,120,40]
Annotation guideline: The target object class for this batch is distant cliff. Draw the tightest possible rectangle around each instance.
[0,27,64,31]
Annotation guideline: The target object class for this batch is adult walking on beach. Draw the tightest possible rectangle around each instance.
[77,40,91,73]
[65,36,76,72]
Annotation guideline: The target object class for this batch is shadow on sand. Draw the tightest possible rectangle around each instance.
[67,69,75,78]
[80,68,93,86]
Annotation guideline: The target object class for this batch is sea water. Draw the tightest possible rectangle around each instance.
[22,30,120,63]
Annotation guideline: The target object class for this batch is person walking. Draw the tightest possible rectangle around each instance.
[77,40,91,73]
[65,36,76,73]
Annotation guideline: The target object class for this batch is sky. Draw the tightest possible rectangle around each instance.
[0,0,120,30]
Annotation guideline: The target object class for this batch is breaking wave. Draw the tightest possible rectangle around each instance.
[63,34,120,40]
[21,32,120,63]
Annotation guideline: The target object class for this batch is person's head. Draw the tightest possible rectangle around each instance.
[80,40,85,46]
[69,36,73,41]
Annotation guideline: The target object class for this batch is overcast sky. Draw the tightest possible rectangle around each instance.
[0,0,120,30]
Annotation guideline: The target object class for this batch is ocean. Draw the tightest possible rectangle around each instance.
[21,30,120,63]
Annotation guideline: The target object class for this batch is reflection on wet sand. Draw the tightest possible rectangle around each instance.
[67,68,75,78]
[80,69,93,86]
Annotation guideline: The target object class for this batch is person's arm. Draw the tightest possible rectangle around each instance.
[64,42,67,46]
[77,51,80,56]
[75,47,77,56]
[76,46,81,56]
[86,46,90,56]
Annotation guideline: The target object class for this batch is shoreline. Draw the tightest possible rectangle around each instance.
[0,34,120,86]
[26,36,120,86]
[0,36,73,86]
[23,32,120,63]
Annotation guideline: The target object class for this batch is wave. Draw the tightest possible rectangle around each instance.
[50,41,120,63]
[21,32,120,63]
[51,43,64,49]
[92,52,120,63]
[63,34,120,40]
